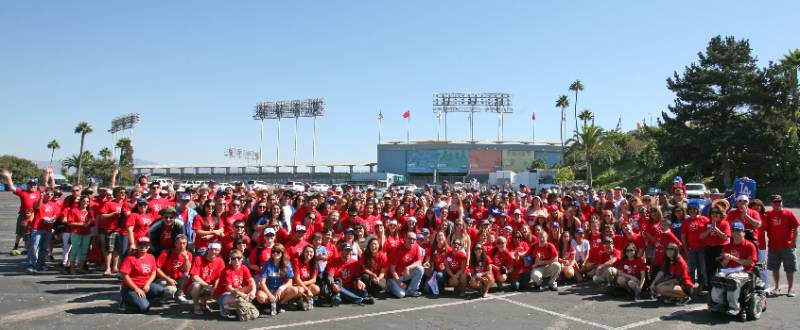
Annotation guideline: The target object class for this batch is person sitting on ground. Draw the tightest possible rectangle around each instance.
[328,242,374,304]
[616,242,647,300]
[155,234,192,304]
[469,242,494,298]
[650,243,694,305]
[214,249,256,319]
[588,237,621,288]
[387,231,425,298]
[188,242,225,316]
[530,230,562,291]
[291,245,320,309]
[709,222,757,315]
[446,239,469,295]
[361,237,388,297]
[119,237,164,313]
[256,243,302,314]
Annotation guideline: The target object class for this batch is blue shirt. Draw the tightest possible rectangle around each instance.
[261,260,294,292]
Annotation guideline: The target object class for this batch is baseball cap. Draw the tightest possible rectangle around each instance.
[602,236,613,244]
[480,219,491,226]
[406,216,417,223]
[388,219,398,226]
[421,228,430,234]
[179,192,191,201]
[416,233,425,240]
[503,225,513,232]
[382,212,390,217]
[374,220,383,226]
[264,227,276,236]
[294,224,307,232]
[575,227,585,234]
[736,195,750,203]
[513,209,522,215]
[341,242,353,250]
[137,236,151,245]
[208,242,222,250]
[731,222,745,231]
[344,227,354,234]
[771,194,783,202]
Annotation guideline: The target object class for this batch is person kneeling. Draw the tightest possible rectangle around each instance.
[119,237,164,313]
[530,230,562,291]
[188,242,225,315]
[590,237,620,289]
[387,232,425,298]
[328,243,373,304]
[255,244,302,315]
[214,249,256,319]
[155,234,192,304]
[650,243,695,305]
[710,223,757,315]
[616,243,647,300]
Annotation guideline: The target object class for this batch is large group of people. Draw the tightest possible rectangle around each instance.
[3,169,798,320]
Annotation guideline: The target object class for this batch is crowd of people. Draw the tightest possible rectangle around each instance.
[3,168,798,320]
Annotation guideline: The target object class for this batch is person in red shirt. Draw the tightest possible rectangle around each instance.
[220,220,250,259]
[724,195,763,250]
[468,243,494,298]
[99,187,128,276]
[27,188,61,273]
[764,195,799,297]
[557,231,578,282]
[119,237,165,313]
[387,232,424,298]
[616,242,647,300]
[588,237,621,286]
[446,239,469,295]
[327,242,373,305]
[651,243,694,305]
[292,245,320,306]
[193,200,225,256]
[125,199,155,254]
[66,195,94,274]
[188,242,225,315]
[702,207,731,285]
[491,236,515,286]
[155,234,193,304]
[214,249,256,319]
[680,203,710,288]
[2,169,48,254]
[530,230,562,291]
[361,238,387,296]
[710,222,757,314]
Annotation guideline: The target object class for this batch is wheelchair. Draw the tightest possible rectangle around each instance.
[707,231,767,321]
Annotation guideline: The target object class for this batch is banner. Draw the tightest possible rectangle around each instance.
[469,150,502,174]
[502,150,534,173]
[437,149,469,173]
[733,177,756,200]
[406,150,439,173]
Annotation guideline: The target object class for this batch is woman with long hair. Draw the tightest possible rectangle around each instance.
[468,243,494,298]
[256,243,302,315]
[616,242,647,300]
[558,231,577,282]
[650,243,694,305]
[360,237,387,296]
[66,195,93,274]
[423,231,450,295]
[192,200,224,256]
[446,239,468,295]
[291,245,319,310]
[490,236,514,287]
[449,218,472,260]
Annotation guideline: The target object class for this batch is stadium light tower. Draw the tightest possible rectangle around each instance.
[253,98,325,167]
[108,113,140,159]
[433,93,512,143]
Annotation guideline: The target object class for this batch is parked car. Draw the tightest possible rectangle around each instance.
[685,183,708,200]
[646,187,663,196]
[281,181,306,193]
[247,180,269,190]
[310,183,330,192]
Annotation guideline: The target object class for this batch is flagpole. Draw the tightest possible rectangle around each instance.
[378,111,382,144]
[406,116,410,144]
[531,112,535,144]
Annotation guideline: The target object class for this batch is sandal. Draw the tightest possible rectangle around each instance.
[193,305,204,316]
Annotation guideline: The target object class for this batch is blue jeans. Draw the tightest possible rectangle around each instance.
[121,283,165,313]
[387,265,424,298]
[687,248,707,286]
[509,271,532,291]
[340,285,368,304]
[27,230,52,270]
[422,271,447,295]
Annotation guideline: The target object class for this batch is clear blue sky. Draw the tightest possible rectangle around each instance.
[1,0,797,166]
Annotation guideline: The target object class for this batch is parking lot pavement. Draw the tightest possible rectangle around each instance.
[0,192,798,330]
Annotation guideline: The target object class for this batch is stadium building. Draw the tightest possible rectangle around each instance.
[377,141,563,185]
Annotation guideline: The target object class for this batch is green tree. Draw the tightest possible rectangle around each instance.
[61,151,94,182]
[116,138,134,186]
[527,158,548,171]
[578,109,594,129]
[0,155,45,184]
[569,80,584,135]
[564,125,622,188]
[659,36,763,187]
[73,122,93,185]
[555,95,570,163]
[98,147,112,160]
[46,139,60,167]
[555,166,575,184]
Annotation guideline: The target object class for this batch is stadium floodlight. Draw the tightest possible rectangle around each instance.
[253,98,326,167]
[108,113,140,159]
[433,93,512,142]
[224,147,260,163]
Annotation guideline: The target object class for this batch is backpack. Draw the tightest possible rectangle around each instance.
[233,292,259,321]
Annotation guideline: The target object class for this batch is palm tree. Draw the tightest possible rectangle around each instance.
[782,49,800,125]
[98,147,112,160]
[565,125,622,188]
[569,80,584,135]
[578,109,594,129]
[555,95,570,163]
[73,122,93,184]
[46,139,60,167]
[62,151,94,173]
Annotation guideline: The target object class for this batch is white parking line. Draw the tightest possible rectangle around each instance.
[494,296,615,329]
[613,305,706,330]
[0,299,114,324]
[248,292,521,330]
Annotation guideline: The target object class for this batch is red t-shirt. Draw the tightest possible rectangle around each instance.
[14,188,41,215]
[157,250,193,279]
[213,265,253,298]
[617,257,646,280]
[427,247,449,272]
[653,230,682,266]
[192,215,222,249]
[119,253,157,289]
[32,201,61,231]
[361,251,388,274]
[764,209,800,250]
[445,249,468,273]
[390,243,422,272]
[220,233,250,258]
[99,199,125,232]
[189,255,225,284]
[723,240,757,271]
[159,225,174,251]
[147,197,170,216]
[125,212,154,241]
[724,208,763,247]
[614,233,646,253]
[383,236,402,254]
[284,237,309,259]
[681,216,710,250]
[667,257,693,286]
[490,247,514,269]
[704,220,731,247]
[328,257,362,286]
[223,212,245,234]
[469,255,493,274]
[530,242,559,263]
[292,258,318,282]
[248,245,273,269]
[588,247,621,265]
[67,208,93,235]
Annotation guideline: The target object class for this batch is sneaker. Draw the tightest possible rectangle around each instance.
[362,297,375,305]
[409,291,422,297]
[299,299,310,311]
[633,292,641,301]
[118,299,127,312]
[549,283,558,291]
[788,290,796,297]
[176,295,191,305]
[726,308,739,316]
[308,298,314,310]
[675,296,691,306]
[25,268,36,274]
[10,249,21,256]
[768,288,781,297]
[220,307,236,319]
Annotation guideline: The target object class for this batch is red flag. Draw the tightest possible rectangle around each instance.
[636,122,641,129]
[531,112,536,121]
[402,110,410,119]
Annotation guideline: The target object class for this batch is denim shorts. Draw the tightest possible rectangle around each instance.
[767,248,797,272]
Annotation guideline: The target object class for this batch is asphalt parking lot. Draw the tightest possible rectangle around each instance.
[0,191,797,330]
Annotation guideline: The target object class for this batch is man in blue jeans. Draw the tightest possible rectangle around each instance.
[387,232,424,298]
[119,237,165,313]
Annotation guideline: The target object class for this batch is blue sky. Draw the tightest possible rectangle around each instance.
[1,0,797,166]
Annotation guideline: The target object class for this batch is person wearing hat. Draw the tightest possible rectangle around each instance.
[174,192,198,244]
[25,186,60,274]
[681,201,709,289]
[586,236,620,287]
[148,206,185,256]
[725,195,763,241]
[701,206,731,287]
[327,242,373,305]
[119,237,165,313]
[188,242,225,315]
[530,230,562,291]
[709,222,757,314]
[285,224,310,259]
[764,194,800,297]
[387,231,425,298]
[155,234,193,304]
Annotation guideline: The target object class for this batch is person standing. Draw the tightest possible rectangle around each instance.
[764,195,799,297]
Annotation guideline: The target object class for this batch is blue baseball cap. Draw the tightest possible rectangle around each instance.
[731,222,745,231]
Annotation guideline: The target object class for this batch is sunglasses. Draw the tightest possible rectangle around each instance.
[230,256,243,261]
[164,216,176,219]
[258,205,267,208]
[625,249,635,252]
[271,251,283,255]
[236,226,245,229]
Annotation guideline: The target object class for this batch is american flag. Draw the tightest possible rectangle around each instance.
[377,112,383,120]
[531,112,536,121]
